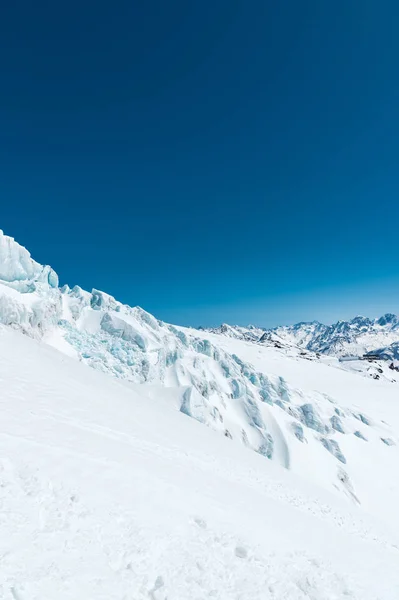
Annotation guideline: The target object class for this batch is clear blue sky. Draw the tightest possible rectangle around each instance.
[1,1,399,327]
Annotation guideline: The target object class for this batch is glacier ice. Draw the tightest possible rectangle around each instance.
[299,403,328,434]
[381,437,395,446]
[330,415,345,434]
[320,438,347,464]
[291,422,305,442]
[0,230,58,291]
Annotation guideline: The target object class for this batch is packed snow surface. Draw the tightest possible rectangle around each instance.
[1,327,399,600]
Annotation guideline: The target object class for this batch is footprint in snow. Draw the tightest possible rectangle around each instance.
[148,576,165,599]
[193,516,207,529]
[234,546,248,559]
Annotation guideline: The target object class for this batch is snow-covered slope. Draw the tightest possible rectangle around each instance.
[189,326,399,520]
[1,229,399,525]
[370,341,399,363]
[1,326,399,600]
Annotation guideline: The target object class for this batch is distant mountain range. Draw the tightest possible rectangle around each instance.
[202,314,399,359]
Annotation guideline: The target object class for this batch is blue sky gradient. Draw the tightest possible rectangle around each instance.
[1,1,398,326]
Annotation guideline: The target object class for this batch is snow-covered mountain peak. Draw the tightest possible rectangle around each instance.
[377,313,399,327]
[272,314,399,356]
[205,312,399,360]
[348,315,372,328]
